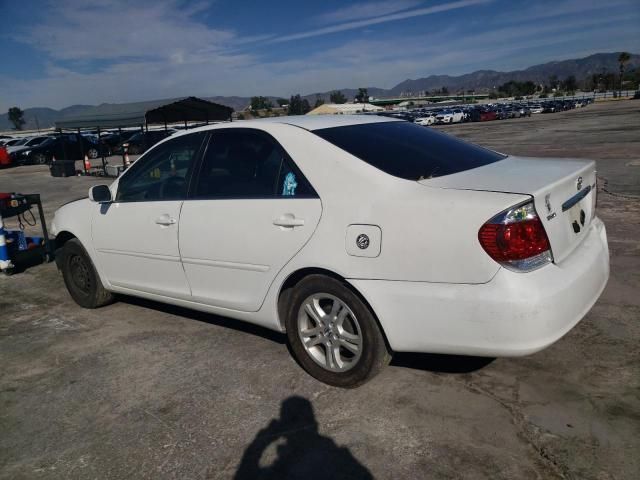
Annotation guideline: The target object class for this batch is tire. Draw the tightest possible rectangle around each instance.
[60,238,114,308]
[33,152,47,165]
[87,148,99,159]
[285,275,391,388]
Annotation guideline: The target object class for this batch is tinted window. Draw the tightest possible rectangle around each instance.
[313,121,504,180]
[116,133,205,202]
[193,129,314,199]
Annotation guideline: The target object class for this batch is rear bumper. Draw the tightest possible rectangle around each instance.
[349,218,609,356]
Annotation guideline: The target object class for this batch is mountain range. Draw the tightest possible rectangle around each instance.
[2,52,637,131]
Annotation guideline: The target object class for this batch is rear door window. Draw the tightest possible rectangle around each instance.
[313,121,505,180]
[192,129,315,199]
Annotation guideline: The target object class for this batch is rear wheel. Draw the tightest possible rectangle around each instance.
[60,239,114,308]
[33,152,48,165]
[87,148,99,159]
[285,275,391,387]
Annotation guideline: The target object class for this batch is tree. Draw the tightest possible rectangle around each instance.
[618,51,631,94]
[497,80,536,97]
[314,95,325,108]
[288,94,311,115]
[250,96,272,113]
[329,90,347,104]
[8,107,25,130]
[441,86,449,95]
[560,75,577,93]
[354,88,368,103]
[276,98,288,107]
[548,74,559,90]
[302,98,311,114]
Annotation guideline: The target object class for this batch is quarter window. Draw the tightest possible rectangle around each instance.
[193,129,314,198]
[116,132,205,202]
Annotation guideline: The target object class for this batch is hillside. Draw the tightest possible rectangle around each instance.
[390,52,640,95]
[1,52,637,130]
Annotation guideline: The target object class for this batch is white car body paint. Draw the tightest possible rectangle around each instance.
[414,115,436,126]
[51,115,609,357]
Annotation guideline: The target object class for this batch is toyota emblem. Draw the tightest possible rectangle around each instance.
[356,234,370,250]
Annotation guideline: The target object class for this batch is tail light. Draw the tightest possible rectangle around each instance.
[478,200,552,272]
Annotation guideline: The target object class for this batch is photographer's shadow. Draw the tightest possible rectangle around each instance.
[234,396,373,480]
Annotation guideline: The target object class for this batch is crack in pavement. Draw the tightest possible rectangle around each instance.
[456,378,570,480]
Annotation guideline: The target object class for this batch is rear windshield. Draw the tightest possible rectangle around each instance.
[313,121,505,180]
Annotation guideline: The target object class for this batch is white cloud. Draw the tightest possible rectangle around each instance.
[267,0,493,43]
[315,0,424,24]
[12,0,235,62]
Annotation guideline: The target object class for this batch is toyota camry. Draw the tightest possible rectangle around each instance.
[51,115,609,387]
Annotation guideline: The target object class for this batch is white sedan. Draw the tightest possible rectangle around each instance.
[414,113,436,126]
[436,109,465,124]
[51,116,609,387]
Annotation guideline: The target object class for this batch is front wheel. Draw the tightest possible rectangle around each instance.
[60,239,114,308]
[285,275,391,388]
[87,148,99,159]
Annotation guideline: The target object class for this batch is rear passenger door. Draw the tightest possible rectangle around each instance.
[178,128,322,312]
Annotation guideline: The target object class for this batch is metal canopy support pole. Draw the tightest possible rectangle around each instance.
[97,126,107,175]
[59,128,67,163]
[78,127,87,175]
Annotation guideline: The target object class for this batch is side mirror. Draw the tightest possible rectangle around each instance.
[89,185,112,203]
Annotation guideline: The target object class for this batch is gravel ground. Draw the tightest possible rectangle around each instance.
[1,100,639,480]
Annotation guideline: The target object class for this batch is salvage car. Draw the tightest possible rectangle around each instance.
[51,116,609,387]
[12,134,108,165]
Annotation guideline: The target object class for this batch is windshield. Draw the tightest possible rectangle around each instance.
[313,121,505,180]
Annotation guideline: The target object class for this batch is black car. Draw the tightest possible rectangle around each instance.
[12,134,109,165]
[113,130,175,155]
[99,130,139,151]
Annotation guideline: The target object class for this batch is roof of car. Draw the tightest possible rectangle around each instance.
[237,114,402,131]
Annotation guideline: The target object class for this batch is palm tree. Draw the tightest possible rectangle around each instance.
[618,52,631,95]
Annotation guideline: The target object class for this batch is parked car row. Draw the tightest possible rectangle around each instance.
[0,129,176,167]
[375,97,594,126]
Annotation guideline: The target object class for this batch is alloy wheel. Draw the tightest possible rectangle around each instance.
[297,293,363,372]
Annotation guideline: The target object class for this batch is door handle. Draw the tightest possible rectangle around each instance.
[273,214,304,228]
[155,214,177,226]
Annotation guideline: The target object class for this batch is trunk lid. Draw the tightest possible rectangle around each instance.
[420,156,597,263]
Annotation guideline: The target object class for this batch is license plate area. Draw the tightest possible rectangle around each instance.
[566,194,591,235]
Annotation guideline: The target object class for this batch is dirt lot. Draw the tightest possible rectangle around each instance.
[1,101,639,480]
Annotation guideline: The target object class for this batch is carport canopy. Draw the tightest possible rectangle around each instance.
[54,96,234,129]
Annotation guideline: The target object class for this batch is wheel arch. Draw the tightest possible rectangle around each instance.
[53,230,77,267]
[276,267,392,352]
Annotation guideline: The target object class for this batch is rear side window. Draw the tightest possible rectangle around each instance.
[313,121,505,180]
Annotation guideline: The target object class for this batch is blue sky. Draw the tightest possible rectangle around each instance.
[0,0,638,110]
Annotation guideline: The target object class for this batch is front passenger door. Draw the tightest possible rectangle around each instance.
[92,132,205,298]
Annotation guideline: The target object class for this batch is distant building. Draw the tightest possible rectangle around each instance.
[306,103,384,115]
